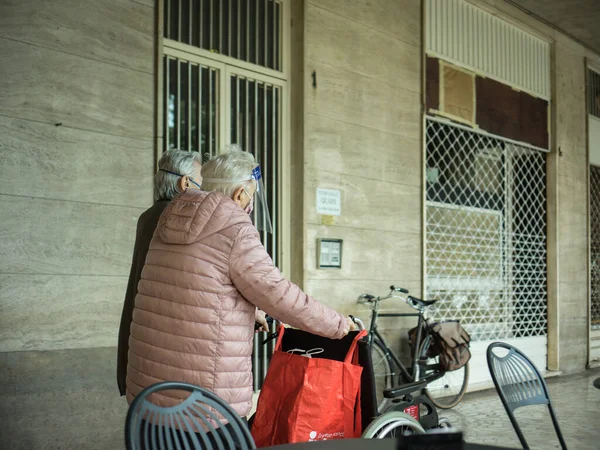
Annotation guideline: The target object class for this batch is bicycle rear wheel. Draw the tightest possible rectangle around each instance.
[370,339,394,413]
[419,340,469,409]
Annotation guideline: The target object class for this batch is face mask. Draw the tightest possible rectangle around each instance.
[243,189,254,215]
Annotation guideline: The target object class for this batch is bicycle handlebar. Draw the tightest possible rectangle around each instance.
[357,286,410,304]
[390,285,409,294]
[356,286,431,313]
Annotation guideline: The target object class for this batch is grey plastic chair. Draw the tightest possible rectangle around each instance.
[486,342,567,450]
[125,381,256,450]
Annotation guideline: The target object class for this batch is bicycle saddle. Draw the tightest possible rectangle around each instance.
[407,295,437,307]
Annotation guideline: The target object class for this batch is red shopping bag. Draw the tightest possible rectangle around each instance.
[251,326,367,447]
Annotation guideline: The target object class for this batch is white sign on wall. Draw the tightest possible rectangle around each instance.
[316,188,341,216]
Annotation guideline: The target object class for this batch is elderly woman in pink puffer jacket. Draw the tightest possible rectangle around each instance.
[126,148,356,435]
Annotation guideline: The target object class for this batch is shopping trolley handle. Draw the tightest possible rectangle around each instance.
[349,315,365,331]
[254,314,275,331]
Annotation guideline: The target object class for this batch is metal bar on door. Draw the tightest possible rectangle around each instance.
[245,78,249,152]
[199,0,203,48]
[189,0,193,44]
[237,76,241,144]
[262,82,268,250]
[228,0,232,56]
[253,334,259,390]
[198,65,202,155]
[209,68,213,156]
[271,87,277,267]
[178,0,182,41]
[219,0,223,53]
[176,60,181,149]
[209,0,214,50]
[237,0,241,59]
[165,0,170,39]
[254,82,258,165]
[187,63,192,151]
[246,0,250,63]
[272,1,277,70]
[264,0,268,68]
[255,0,259,64]
[164,56,169,151]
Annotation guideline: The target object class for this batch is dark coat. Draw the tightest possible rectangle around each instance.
[117,200,169,395]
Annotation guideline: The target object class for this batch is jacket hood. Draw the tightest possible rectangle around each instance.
[156,190,251,245]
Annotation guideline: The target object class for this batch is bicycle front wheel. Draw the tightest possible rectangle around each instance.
[370,339,394,413]
[420,348,469,409]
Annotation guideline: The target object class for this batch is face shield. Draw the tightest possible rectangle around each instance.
[203,165,273,234]
[248,166,273,234]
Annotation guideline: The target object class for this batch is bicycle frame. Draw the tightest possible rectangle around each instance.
[365,296,444,385]
[366,296,424,382]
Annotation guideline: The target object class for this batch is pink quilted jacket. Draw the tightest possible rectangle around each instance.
[126,190,348,417]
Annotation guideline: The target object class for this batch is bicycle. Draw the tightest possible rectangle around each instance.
[358,286,469,413]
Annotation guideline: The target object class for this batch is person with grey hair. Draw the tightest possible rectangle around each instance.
[125,147,356,444]
[117,149,202,396]
[153,149,202,201]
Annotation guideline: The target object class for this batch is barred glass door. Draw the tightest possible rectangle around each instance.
[227,68,282,264]
[425,116,548,389]
[226,68,283,387]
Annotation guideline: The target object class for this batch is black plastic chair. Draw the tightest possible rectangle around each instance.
[486,342,567,450]
[125,381,256,450]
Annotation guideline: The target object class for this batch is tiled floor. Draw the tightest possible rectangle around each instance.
[440,369,600,449]
[1,347,599,449]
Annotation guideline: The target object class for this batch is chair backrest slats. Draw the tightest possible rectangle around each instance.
[156,415,170,450]
[125,381,256,450]
[167,413,183,450]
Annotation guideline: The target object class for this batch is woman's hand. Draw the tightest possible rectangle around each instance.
[345,316,358,335]
[255,310,269,333]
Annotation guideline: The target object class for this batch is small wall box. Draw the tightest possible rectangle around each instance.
[317,238,343,269]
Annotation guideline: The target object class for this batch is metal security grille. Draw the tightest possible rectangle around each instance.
[230,74,280,263]
[589,68,600,119]
[425,116,548,341]
[591,166,600,329]
[163,55,219,157]
[164,0,282,71]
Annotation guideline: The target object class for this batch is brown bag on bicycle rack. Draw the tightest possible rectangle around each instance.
[408,324,437,359]
[430,321,471,371]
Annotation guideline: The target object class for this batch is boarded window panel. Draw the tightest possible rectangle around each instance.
[426,56,439,112]
[476,77,520,142]
[476,76,548,149]
[519,92,548,149]
[441,64,475,124]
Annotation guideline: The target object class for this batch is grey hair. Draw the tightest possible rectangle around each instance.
[154,150,202,201]
[201,144,257,197]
